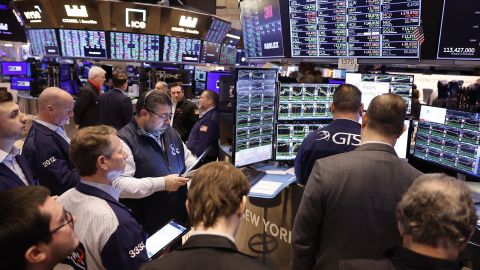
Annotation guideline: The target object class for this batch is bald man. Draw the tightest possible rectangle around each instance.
[155,81,169,95]
[22,87,80,195]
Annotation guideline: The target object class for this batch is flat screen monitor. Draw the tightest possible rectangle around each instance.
[200,41,221,64]
[206,71,234,94]
[234,68,277,167]
[289,0,422,58]
[59,29,107,58]
[60,81,78,95]
[162,36,201,63]
[204,18,231,43]
[346,73,413,114]
[10,77,33,91]
[437,0,480,60]
[414,106,480,178]
[28,29,60,56]
[236,49,248,66]
[219,44,237,66]
[240,0,285,58]
[110,32,160,62]
[223,28,242,46]
[278,83,338,121]
[1,62,29,76]
[275,122,330,161]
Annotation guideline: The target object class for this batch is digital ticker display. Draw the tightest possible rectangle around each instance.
[414,106,480,178]
[110,32,160,62]
[28,29,59,56]
[234,69,277,167]
[275,123,329,160]
[59,29,107,58]
[240,0,285,58]
[278,84,338,120]
[437,0,480,60]
[162,36,201,63]
[289,0,422,58]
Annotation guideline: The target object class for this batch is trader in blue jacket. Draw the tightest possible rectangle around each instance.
[187,90,219,164]
[294,84,363,185]
[0,89,37,190]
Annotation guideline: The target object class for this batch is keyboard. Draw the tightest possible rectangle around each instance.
[240,166,266,186]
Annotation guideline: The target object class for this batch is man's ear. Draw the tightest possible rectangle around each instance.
[25,245,47,264]
[97,155,108,171]
[330,103,335,114]
[361,112,367,128]
[185,199,191,215]
[237,195,247,217]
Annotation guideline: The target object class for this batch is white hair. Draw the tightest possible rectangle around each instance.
[88,66,106,80]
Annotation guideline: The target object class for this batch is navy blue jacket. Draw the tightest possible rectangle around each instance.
[294,119,361,185]
[98,88,133,130]
[118,120,187,235]
[0,155,37,191]
[186,108,219,162]
[74,81,100,128]
[22,121,80,195]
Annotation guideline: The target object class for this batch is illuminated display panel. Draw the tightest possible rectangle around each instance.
[275,122,329,160]
[162,36,201,63]
[59,29,107,58]
[28,29,60,56]
[110,32,160,61]
[204,18,231,43]
[219,44,237,65]
[200,41,221,64]
[289,0,422,58]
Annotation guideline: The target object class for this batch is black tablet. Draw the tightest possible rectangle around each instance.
[145,219,190,260]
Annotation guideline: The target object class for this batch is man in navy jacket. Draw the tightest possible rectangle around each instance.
[0,89,37,191]
[22,87,79,195]
[98,72,133,130]
[187,90,219,164]
[58,125,148,270]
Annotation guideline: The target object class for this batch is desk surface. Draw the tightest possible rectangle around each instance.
[248,163,296,199]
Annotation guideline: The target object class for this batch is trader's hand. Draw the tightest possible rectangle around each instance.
[165,174,189,191]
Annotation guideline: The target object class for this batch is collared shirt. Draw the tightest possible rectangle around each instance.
[81,180,121,201]
[199,106,216,119]
[171,102,177,126]
[35,119,71,144]
[189,230,236,244]
[0,146,29,185]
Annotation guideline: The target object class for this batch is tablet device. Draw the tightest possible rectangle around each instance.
[179,145,212,176]
[145,219,190,260]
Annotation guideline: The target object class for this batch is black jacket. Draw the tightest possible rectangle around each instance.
[98,88,133,130]
[74,81,100,128]
[141,235,271,270]
[0,155,37,191]
[172,97,198,142]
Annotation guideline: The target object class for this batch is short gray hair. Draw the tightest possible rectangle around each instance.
[88,66,106,80]
[397,173,477,248]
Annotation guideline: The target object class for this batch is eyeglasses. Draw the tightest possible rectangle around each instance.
[146,108,173,120]
[50,209,74,235]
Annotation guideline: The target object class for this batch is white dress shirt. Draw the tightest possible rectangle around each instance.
[35,119,71,143]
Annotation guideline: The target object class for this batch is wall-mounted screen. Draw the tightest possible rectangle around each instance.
[236,49,248,66]
[437,0,480,60]
[240,0,285,58]
[346,73,413,113]
[162,36,201,63]
[219,44,237,65]
[28,29,60,56]
[414,106,480,178]
[11,77,33,91]
[275,122,329,160]
[110,32,160,61]
[278,84,338,120]
[204,18,231,43]
[289,0,422,58]
[200,41,221,64]
[223,28,242,46]
[206,71,234,93]
[59,29,107,58]
[234,69,277,167]
[1,62,29,76]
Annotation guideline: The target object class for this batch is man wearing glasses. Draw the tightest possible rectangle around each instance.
[117,91,195,235]
[0,185,79,270]
[58,125,148,270]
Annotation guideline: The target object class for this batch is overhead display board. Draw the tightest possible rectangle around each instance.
[49,0,105,29]
[289,0,422,58]
[159,7,211,39]
[110,2,162,34]
[162,36,201,63]
[240,0,285,58]
[11,0,55,28]
[437,0,480,60]
[59,29,107,58]
[110,32,160,61]
[204,17,231,43]
[28,29,59,56]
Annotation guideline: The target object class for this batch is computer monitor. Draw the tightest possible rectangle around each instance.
[59,29,107,58]
[275,122,330,160]
[10,77,33,91]
[206,71,234,94]
[233,68,277,167]
[413,106,480,178]
[28,29,60,56]
[200,41,221,64]
[110,32,160,62]
[162,36,201,63]
[278,83,338,121]
[219,44,237,66]
[1,62,29,76]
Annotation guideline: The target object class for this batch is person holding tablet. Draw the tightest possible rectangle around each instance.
[141,161,271,270]
[58,125,148,270]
